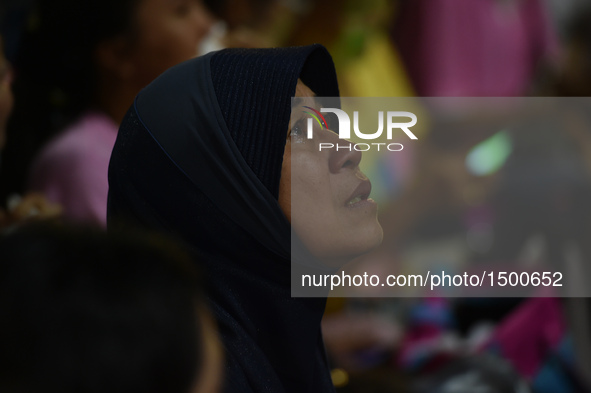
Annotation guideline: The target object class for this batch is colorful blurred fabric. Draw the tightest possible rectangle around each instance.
[397,297,580,392]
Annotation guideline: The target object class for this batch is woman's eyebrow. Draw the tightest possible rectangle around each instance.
[291,95,319,109]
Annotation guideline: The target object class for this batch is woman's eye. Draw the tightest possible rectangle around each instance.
[291,125,302,137]
[289,119,305,139]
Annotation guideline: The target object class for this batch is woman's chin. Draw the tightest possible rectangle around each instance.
[311,223,384,268]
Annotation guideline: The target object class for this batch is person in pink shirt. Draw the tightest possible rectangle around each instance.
[391,0,560,97]
[29,112,118,225]
[17,0,213,226]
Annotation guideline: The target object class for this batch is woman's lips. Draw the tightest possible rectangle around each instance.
[345,180,375,207]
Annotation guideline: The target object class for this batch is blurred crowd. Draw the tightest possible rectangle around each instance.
[1,0,591,392]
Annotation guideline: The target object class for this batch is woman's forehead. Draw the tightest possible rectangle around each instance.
[295,80,315,97]
[293,80,319,109]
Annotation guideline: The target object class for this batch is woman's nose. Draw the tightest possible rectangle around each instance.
[324,131,362,173]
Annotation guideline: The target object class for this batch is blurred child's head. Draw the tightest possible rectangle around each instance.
[0,223,222,393]
[18,0,213,121]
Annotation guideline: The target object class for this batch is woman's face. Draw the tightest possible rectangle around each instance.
[279,81,383,266]
[128,0,214,87]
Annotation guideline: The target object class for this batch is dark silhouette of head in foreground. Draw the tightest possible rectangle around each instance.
[0,223,222,393]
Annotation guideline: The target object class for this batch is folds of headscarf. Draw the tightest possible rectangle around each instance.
[107,45,339,393]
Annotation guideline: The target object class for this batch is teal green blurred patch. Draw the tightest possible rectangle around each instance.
[465,131,512,176]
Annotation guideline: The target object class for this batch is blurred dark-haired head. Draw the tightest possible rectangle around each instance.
[0,223,222,393]
[16,0,212,120]
[0,0,213,200]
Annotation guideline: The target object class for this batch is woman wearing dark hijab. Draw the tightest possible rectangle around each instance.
[107,44,383,392]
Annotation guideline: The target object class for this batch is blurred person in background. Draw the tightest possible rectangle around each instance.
[391,0,560,97]
[284,0,414,97]
[539,6,591,387]
[544,5,591,96]
[0,33,61,229]
[0,222,222,393]
[0,0,214,227]
[201,0,283,48]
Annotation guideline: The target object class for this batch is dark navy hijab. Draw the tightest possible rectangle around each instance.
[107,45,339,393]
